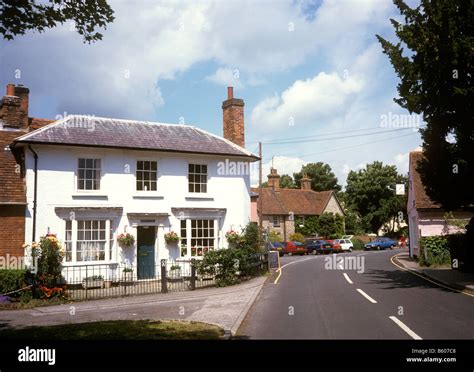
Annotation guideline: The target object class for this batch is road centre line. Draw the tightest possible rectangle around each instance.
[389,316,422,340]
[356,288,377,303]
[343,273,353,284]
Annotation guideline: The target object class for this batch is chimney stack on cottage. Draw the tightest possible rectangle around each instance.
[268,168,280,190]
[0,84,30,130]
[222,86,245,148]
[300,173,312,190]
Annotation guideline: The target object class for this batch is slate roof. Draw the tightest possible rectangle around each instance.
[11,115,259,160]
[251,187,339,215]
[409,151,441,210]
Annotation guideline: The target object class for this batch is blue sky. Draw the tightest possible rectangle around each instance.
[0,0,423,187]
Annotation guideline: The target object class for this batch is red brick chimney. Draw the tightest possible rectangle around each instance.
[301,173,312,190]
[268,168,280,190]
[0,84,30,130]
[222,86,245,147]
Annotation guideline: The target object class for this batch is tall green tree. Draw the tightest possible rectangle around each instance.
[345,161,407,233]
[1,0,115,43]
[293,162,341,191]
[279,174,295,189]
[377,0,473,211]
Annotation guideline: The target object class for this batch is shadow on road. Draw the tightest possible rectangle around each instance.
[363,268,457,293]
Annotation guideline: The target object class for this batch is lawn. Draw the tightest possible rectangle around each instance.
[0,320,224,340]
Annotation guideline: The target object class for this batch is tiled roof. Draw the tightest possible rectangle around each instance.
[253,187,336,215]
[12,115,259,160]
[409,151,441,210]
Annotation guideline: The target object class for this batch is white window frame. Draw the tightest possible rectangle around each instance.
[179,218,218,259]
[63,219,114,264]
[75,157,103,192]
[187,162,208,194]
[273,215,281,227]
[135,159,158,192]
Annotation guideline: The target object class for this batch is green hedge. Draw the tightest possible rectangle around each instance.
[352,238,365,251]
[447,233,473,272]
[0,269,27,297]
[418,236,451,267]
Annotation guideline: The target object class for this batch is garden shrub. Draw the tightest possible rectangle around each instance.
[418,236,451,267]
[447,233,472,272]
[289,232,305,243]
[352,238,365,251]
[268,230,283,242]
[33,234,67,299]
[0,269,27,296]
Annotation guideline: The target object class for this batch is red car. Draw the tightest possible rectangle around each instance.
[326,240,342,253]
[282,241,308,256]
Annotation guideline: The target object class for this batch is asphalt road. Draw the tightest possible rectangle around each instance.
[238,248,474,339]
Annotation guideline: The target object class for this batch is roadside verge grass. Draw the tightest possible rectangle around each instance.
[0,320,224,340]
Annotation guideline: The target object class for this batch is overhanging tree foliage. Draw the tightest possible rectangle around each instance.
[0,0,115,43]
[376,0,473,211]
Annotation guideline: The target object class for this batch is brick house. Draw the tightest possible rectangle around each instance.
[0,84,53,258]
[251,168,344,240]
[407,150,473,258]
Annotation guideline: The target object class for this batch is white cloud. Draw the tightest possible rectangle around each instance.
[250,155,306,186]
[205,67,243,88]
[394,152,409,174]
[251,72,363,130]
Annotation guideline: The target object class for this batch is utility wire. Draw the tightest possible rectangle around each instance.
[262,131,419,161]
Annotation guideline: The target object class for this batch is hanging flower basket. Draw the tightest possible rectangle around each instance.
[117,233,135,247]
[225,230,241,245]
[164,231,180,244]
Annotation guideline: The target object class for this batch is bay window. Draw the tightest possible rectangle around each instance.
[180,218,217,258]
[64,219,114,263]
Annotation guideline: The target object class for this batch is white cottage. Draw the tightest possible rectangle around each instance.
[11,88,258,281]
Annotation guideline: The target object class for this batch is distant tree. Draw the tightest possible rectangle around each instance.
[279,174,295,189]
[0,0,115,43]
[345,161,407,233]
[294,162,341,192]
[377,0,473,212]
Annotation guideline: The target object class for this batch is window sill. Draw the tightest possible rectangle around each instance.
[62,261,118,267]
[185,194,214,201]
[132,194,164,199]
[72,193,108,197]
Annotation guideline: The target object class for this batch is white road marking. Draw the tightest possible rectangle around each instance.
[356,288,377,303]
[274,257,318,284]
[390,254,474,298]
[389,316,422,340]
[356,253,367,257]
[343,273,353,284]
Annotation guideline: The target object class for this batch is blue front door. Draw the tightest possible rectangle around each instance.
[137,226,156,279]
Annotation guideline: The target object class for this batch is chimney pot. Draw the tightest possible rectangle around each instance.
[227,86,233,99]
[6,84,15,96]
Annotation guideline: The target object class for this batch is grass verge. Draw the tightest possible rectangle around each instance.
[0,319,224,340]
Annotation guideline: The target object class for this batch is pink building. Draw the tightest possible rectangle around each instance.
[407,150,472,258]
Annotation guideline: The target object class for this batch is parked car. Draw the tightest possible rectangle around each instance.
[282,241,308,256]
[266,241,285,256]
[333,238,353,252]
[364,237,397,251]
[326,239,343,253]
[305,239,333,254]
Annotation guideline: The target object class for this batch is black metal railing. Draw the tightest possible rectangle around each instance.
[60,254,268,301]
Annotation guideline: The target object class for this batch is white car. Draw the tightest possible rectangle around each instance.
[333,238,353,252]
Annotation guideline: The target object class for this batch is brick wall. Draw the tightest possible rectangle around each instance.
[0,205,26,257]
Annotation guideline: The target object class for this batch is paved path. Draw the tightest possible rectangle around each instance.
[0,276,266,335]
[238,249,474,339]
